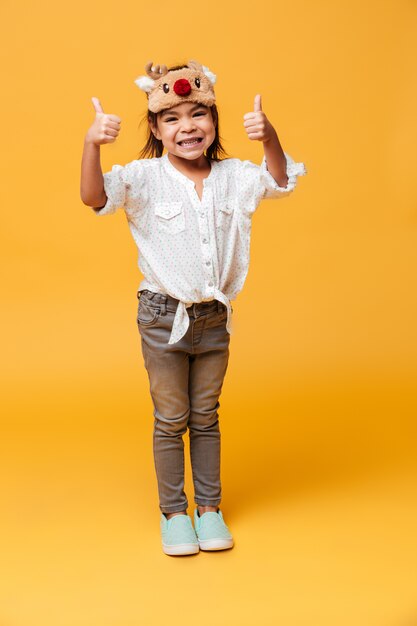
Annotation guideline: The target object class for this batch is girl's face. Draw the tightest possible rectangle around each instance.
[150,102,216,161]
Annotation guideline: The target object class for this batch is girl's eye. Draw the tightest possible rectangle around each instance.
[195,77,201,88]
[163,111,205,122]
[163,83,170,93]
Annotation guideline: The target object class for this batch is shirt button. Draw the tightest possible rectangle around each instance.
[202,238,208,243]
[205,261,210,266]
[208,281,213,286]
[199,212,204,218]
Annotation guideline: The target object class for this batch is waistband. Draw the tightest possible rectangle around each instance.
[137,289,225,316]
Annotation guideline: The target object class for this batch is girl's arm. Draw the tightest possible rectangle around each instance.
[80,140,107,208]
[243,94,289,188]
[80,97,122,209]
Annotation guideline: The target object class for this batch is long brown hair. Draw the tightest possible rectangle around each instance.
[137,64,228,162]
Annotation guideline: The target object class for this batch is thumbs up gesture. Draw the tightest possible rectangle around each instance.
[243,94,274,143]
[85,97,122,146]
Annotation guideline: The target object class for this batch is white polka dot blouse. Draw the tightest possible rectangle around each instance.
[93,152,307,344]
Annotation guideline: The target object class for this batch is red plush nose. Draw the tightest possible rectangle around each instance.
[173,79,191,96]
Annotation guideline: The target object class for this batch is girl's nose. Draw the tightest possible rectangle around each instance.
[181,117,197,131]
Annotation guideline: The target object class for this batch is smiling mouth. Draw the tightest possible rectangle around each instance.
[177,138,204,146]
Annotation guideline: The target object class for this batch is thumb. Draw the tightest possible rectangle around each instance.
[254,94,262,112]
[91,97,104,114]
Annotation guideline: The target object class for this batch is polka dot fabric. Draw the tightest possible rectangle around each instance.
[94,152,307,344]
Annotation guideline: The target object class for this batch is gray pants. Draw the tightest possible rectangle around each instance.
[136,289,231,514]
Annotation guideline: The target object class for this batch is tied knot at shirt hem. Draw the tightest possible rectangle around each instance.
[167,289,233,345]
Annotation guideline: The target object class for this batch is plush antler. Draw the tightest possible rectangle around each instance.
[187,60,203,72]
[188,59,216,85]
[145,61,168,80]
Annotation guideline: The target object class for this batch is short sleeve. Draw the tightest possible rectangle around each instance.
[237,152,307,215]
[90,164,126,216]
[261,152,307,199]
[93,160,145,216]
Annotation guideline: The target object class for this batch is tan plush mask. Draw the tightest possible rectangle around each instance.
[134,60,217,113]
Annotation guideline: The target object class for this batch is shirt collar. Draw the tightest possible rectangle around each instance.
[161,152,217,188]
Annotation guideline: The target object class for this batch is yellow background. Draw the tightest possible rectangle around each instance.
[1,0,417,624]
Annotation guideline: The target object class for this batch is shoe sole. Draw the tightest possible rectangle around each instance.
[198,537,234,551]
[162,542,200,556]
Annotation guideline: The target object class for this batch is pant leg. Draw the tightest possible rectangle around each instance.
[188,305,230,507]
[137,295,192,514]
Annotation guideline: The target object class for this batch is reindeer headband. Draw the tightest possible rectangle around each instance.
[134,60,217,114]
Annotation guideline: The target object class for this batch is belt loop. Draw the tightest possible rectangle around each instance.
[192,303,198,317]
[160,298,167,315]
[217,300,222,314]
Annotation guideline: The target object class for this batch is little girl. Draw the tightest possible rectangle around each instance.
[80,59,306,556]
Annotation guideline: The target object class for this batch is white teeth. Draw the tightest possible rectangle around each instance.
[180,138,201,145]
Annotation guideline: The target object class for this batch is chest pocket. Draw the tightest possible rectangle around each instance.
[154,202,185,234]
[215,199,234,232]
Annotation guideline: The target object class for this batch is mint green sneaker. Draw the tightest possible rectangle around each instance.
[160,513,199,556]
[193,508,234,551]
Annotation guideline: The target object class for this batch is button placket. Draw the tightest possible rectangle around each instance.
[204,188,219,297]
[186,181,217,300]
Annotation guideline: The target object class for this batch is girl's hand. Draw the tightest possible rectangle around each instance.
[243,94,275,143]
[85,97,122,146]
